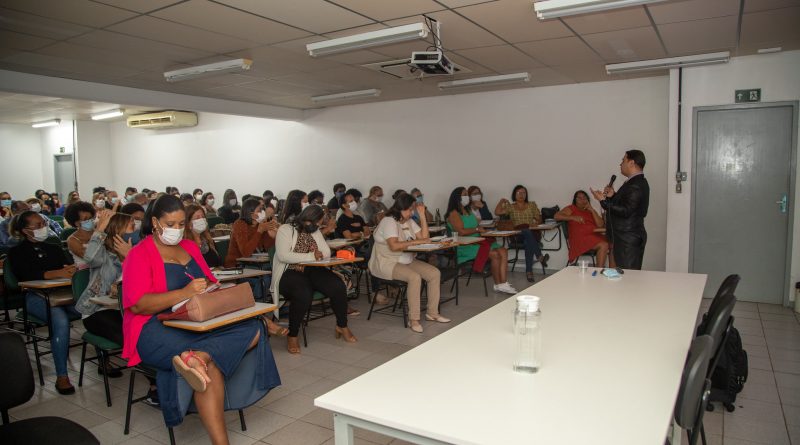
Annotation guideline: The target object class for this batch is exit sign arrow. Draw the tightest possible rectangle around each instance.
[735,88,761,103]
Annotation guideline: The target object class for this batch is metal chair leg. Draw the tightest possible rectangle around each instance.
[124,370,136,435]
[78,341,87,387]
[100,350,112,407]
[239,409,246,431]
[168,427,176,445]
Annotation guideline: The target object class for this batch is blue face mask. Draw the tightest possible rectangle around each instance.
[1,199,11,207]
[335,191,344,199]
[122,231,141,245]
[415,195,424,204]
[80,219,96,231]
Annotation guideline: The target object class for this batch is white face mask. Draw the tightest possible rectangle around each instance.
[348,201,358,211]
[229,199,237,206]
[95,199,106,208]
[270,199,278,208]
[30,203,41,213]
[133,219,142,231]
[471,194,482,202]
[207,198,215,206]
[192,218,208,234]
[255,210,267,223]
[194,194,202,201]
[32,227,49,242]
[301,202,310,210]
[460,196,470,206]
[157,221,182,245]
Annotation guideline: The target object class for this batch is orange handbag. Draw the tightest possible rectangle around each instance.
[157,282,255,323]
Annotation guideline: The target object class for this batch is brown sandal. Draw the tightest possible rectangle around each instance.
[287,336,301,354]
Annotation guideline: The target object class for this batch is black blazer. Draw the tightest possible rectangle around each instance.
[601,174,649,235]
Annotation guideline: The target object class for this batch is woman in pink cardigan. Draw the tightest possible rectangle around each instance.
[122,195,280,442]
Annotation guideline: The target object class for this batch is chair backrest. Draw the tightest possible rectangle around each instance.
[700,293,735,350]
[207,216,224,229]
[674,335,713,444]
[707,274,740,316]
[215,239,230,265]
[3,256,19,293]
[0,333,35,416]
[49,215,65,228]
[72,268,91,300]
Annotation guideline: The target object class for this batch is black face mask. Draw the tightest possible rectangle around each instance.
[302,223,318,234]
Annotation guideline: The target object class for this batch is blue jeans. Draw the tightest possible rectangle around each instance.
[519,229,543,273]
[25,292,80,377]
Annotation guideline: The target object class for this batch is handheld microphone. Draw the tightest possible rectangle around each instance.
[608,174,617,188]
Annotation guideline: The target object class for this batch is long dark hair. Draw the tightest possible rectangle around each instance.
[511,185,528,202]
[279,189,306,224]
[572,190,590,205]
[9,210,38,238]
[446,187,467,217]
[142,194,184,235]
[386,193,415,221]
[239,198,262,224]
[222,189,239,209]
[291,204,324,231]
[200,192,214,206]
[466,185,484,210]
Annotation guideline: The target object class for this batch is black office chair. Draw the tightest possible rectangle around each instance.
[704,274,740,319]
[671,335,714,445]
[696,292,737,412]
[0,332,99,445]
[366,270,410,328]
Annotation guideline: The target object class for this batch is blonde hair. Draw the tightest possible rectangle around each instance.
[184,204,216,253]
[104,213,132,252]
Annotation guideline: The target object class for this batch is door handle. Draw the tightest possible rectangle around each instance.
[776,194,787,213]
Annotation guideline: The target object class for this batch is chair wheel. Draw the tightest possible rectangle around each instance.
[705,403,715,412]
[724,403,735,412]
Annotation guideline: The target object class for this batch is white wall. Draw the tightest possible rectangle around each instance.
[75,120,113,200]
[107,77,670,270]
[665,50,800,303]
[0,123,44,199]
[39,120,75,193]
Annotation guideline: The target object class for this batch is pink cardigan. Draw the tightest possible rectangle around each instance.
[121,236,217,366]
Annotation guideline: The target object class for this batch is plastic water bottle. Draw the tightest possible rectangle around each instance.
[513,295,542,373]
[434,209,441,226]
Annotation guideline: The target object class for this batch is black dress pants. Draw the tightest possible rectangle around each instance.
[612,230,646,270]
[279,267,348,336]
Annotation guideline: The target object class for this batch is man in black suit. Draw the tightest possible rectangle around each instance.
[591,149,650,270]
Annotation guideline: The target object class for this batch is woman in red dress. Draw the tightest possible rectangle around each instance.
[555,190,609,266]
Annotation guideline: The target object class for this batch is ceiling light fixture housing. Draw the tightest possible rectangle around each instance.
[605,51,730,74]
[438,72,530,90]
[307,23,428,57]
[164,58,252,82]
[311,89,382,104]
[534,0,666,20]
[32,119,61,128]
[91,109,124,120]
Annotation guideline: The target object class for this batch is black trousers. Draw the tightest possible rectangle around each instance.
[82,310,123,345]
[279,267,348,336]
[612,230,646,270]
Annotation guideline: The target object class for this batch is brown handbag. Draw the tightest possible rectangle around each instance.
[157,282,255,323]
[497,219,515,231]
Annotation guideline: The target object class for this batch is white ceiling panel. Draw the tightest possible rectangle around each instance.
[562,8,651,34]
[648,0,740,24]
[658,15,738,55]
[212,0,374,34]
[516,36,602,66]
[583,26,667,62]
[0,30,55,51]
[329,0,444,21]
[456,44,544,72]
[456,0,573,43]
[740,7,800,49]
[92,0,185,13]
[108,16,257,53]
[0,0,137,28]
[0,8,92,40]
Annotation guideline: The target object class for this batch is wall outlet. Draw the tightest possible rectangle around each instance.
[676,171,687,181]
[676,182,682,193]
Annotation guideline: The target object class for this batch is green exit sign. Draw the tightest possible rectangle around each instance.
[735,88,761,103]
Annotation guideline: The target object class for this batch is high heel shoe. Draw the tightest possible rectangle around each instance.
[287,336,301,354]
[334,326,358,343]
[425,314,451,323]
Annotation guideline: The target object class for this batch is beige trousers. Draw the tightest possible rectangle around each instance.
[391,259,441,321]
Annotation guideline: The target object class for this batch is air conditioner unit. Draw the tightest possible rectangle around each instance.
[126,111,198,129]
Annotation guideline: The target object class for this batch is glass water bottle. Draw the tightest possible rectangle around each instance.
[513,295,542,373]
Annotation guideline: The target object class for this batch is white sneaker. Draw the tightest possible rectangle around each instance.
[493,283,518,295]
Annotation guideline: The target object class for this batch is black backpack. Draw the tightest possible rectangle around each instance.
[701,322,748,412]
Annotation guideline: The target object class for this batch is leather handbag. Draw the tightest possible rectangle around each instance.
[497,218,515,231]
[157,282,255,323]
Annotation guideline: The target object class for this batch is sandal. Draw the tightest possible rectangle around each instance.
[172,350,208,393]
[266,318,289,337]
[347,306,361,316]
[287,336,301,354]
[526,272,535,282]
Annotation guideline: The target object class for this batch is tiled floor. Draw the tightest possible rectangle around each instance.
[7,271,800,445]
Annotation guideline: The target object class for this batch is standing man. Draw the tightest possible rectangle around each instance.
[591,149,649,270]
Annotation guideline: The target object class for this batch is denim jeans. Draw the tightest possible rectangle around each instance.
[519,229,543,273]
[25,291,80,377]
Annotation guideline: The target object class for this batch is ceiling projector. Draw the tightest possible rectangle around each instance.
[410,50,454,76]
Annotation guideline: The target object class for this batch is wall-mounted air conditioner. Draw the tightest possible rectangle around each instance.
[126,111,198,129]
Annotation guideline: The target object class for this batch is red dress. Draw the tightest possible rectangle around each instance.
[565,204,606,262]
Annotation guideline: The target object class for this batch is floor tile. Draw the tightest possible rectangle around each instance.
[782,404,800,426]
[723,417,790,444]
[775,371,800,389]
[738,381,780,404]
[725,397,785,424]
[260,420,333,445]
[263,392,317,419]
[758,304,794,315]
[772,358,800,375]
[778,385,800,406]
[90,420,141,445]
[229,407,294,441]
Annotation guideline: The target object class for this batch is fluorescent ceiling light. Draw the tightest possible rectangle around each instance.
[311,89,381,104]
[32,119,61,128]
[307,23,428,57]
[534,0,666,19]
[757,47,782,54]
[605,51,730,74]
[91,109,124,120]
[438,73,530,90]
[164,58,252,82]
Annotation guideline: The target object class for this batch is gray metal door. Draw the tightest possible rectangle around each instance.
[53,154,76,200]
[691,103,796,303]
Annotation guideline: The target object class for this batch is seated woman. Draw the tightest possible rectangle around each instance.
[66,201,99,271]
[409,188,433,224]
[278,190,308,225]
[358,186,388,226]
[447,187,517,295]
[336,191,370,241]
[26,197,63,236]
[56,191,80,216]
[120,202,145,245]
[184,204,221,268]
[122,195,280,440]
[218,189,241,224]
[495,185,550,283]
[555,190,609,267]
[76,211,134,378]
[1,191,13,219]
[92,191,107,213]
[271,205,357,353]
[369,193,450,333]
[192,188,204,203]
[467,185,494,222]
[224,199,279,306]
[200,192,217,217]
[9,211,78,394]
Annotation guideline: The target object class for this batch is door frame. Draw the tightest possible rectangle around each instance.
[689,101,798,306]
[53,153,78,198]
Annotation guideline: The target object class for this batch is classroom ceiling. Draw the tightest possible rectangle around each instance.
[0,0,798,121]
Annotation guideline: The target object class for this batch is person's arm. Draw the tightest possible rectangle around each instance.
[495,199,509,215]
[123,247,206,315]
[359,201,375,225]
[531,203,542,225]
[46,216,62,235]
[317,233,331,259]
[589,206,604,227]
[447,211,479,236]
[275,226,316,264]
[233,222,263,257]
[67,235,87,259]
[82,231,109,267]
[554,207,576,222]
[600,184,644,219]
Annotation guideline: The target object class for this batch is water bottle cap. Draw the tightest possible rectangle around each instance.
[516,295,540,312]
